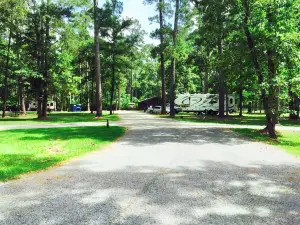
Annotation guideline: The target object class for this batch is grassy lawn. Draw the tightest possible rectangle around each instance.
[0,111,119,126]
[0,126,125,181]
[164,112,300,127]
[232,129,300,157]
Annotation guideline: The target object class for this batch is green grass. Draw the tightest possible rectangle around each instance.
[232,129,300,157]
[0,111,119,126]
[0,126,125,181]
[164,112,300,127]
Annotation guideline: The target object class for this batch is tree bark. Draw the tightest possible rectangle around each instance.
[159,0,166,114]
[265,6,279,138]
[41,0,50,118]
[90,73,94,114]
[33,6,42,117]
[18,79,26,116]
[130,67,133,102]
[110,52,116,115]
[169,0,179,118]
[86,62,90,112]
[2,28,12,118]
[239,88,243,117]
[242,0,278,137]
[242,0,266,108]
[94,0,102,117]
[203,69,209,94]
[225,83,229,116]
[297,97,300,119]
[60,94,64,111]
[117,82,121,110]
[289,89,297,119]
[38,1,45,118]
[266,49,278,139]
[218,36,225,117]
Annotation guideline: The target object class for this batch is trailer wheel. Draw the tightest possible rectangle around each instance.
[208,110,214,115]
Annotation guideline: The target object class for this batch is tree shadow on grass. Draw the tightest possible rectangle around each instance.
[0,112,119,124]
[0,126,125,181]
[5,126,125,141]
[0,154,61,182]
[175,114,300,127]
[0,161,300,224]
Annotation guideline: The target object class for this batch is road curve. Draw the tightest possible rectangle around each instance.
[0,111,300,225]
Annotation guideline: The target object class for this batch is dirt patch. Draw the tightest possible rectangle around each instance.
[47,139,64,154]
[47,145,64,154]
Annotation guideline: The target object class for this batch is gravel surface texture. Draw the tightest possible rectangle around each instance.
[0,111,300,225]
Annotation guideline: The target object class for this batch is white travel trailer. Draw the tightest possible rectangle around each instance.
[28,101,56,112]
[175,93,238,115]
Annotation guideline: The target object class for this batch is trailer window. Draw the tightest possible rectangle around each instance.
[50,103,54,106]
[210,99,217,104]
[230,98,233,104]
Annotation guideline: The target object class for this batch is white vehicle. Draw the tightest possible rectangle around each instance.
[175,93,238,115]
[28,101,56,111]
[147,105,180,114]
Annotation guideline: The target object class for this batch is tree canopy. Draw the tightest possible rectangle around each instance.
[0,0,299,138]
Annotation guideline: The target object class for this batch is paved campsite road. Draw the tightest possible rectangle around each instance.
[1,111,300,225]
[1,112,300,131]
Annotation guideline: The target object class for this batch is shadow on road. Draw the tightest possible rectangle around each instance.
[1,161,300,225]
[120,127,246,147]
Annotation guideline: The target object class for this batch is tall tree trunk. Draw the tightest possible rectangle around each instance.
[218,37,225,118]
[60,94,64,111]
[130,67,133,102]
[289,89,297,119]
[117,82,121,110]
[33,9,42,118]
[41,0,50,118]
[79,63,82,104]
[203,69,209,93]
[265,6,279,138]
[297,97,300,119]
[203,51,209,94]
[225,83,229,116]
[16,32,26,116]
[86,62,90,112]
[18,79,26,116]
[239,88,243,117]
[242,0,274,135]
[242,0,266,108]
[266,49,278,138]
[170,0,179,118]
[242,0,264,95]
[94,0,102,117]
[159,0,166,114]
[90,73,94,114]
[2,28,12,118]
[110,53,116,115]
[38,2,45,118]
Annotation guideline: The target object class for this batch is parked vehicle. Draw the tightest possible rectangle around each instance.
[147,105,180,114]
[28,101,56,111]
[175,93,238,115]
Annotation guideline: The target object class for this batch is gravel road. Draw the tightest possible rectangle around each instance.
[0,111,300,225]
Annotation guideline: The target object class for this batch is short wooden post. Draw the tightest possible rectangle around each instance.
[106,119,109,128]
